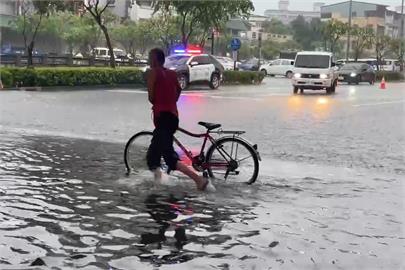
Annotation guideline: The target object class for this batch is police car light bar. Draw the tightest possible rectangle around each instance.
[187,49,202,54]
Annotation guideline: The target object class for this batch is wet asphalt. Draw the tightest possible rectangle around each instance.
[0,77,404,269]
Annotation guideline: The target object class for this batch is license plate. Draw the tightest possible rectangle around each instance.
[338,76,344,80]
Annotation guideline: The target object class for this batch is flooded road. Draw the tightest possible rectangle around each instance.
[0,79,404,269]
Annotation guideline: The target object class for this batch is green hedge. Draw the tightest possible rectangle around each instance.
[0,67,145,88]
[0,67,264,89]
[376,71,404,81]
[222,70,265,85]
[0,69,13,87]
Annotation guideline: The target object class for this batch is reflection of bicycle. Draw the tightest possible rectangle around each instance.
[124,122,261,184]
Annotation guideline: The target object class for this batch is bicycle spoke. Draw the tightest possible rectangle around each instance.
[237,155,253,163]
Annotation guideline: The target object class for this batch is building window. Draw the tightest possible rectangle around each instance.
[252,32,257,39]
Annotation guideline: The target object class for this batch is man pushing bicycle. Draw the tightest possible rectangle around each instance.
[146,48,215,192]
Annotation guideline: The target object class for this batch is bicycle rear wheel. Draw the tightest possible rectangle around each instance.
[124,131,153,173]
[206,137,259,184]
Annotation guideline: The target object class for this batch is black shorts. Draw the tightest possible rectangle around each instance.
[147,112,179,173]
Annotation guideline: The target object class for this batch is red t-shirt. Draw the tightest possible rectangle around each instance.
[152,67,180,119]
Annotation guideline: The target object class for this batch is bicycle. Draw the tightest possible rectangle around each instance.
[124,122,261,184]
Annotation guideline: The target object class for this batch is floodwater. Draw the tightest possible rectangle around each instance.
[0,80,404,269]
[0,130,403,269]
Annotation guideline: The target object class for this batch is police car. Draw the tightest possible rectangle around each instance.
[164,51,224,90]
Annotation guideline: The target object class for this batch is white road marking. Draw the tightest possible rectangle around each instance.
[261,93,291,97]
[353,100,405,107]
[106,90,147,94]
[209,95,261,101]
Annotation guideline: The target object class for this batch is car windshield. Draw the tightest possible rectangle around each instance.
[114,50,125,56]
[295,55,330,69]
[165,55,190,66]
[341,64,362,70]
[245,59,258,65]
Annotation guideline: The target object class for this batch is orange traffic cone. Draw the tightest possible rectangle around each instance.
[380,77,386,90]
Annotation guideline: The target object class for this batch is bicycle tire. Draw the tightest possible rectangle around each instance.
[124,131,153,174]
[206,137,259,184]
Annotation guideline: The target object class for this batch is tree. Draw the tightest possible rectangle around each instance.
[148,12,181,54]
[12,0,66,67]
[262,18,292,35]
[290,17,323,50]
[153,0,254,47]
[111,20,138,57]
[351,27,374,61]
[83,0,119,68]
[62,13,102,56]
[134,20,157,56]
[321,19,349,54]
[389,38,405,70]
[375,35,391,70]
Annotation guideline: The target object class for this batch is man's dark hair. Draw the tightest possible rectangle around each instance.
[151,48,165,66]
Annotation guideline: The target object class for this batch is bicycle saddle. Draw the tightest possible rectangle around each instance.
[198,121,221,130]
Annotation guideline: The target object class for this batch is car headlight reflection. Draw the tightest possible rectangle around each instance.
[294,73,301,79]
[350,72,357,77]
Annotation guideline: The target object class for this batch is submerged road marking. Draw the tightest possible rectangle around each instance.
[353,100,405,107]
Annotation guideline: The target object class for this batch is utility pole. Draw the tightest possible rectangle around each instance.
[258,32,262,69]
[400,0,404,71]
[346,0,353,61]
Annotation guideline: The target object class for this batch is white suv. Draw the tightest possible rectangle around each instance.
[260,59,294,78]
[292,51,339,94]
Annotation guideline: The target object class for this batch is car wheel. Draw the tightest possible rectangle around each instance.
[261,69,267,76]
[178,74,188,90]
[209,73,220,89]
[286,71,293,79]
[326,80,336,94]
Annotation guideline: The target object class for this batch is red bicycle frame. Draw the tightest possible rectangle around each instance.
[174,127,234,170]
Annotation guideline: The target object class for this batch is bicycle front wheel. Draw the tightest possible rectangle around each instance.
[206,137,259,184]
[124,131,153,173]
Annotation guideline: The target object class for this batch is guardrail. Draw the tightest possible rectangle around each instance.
[0,54,148,67]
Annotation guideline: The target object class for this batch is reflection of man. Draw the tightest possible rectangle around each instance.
[141,194,190,249]
[146,48,215,191]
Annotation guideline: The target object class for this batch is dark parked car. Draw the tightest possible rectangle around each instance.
[338,63,376,85]
[239,58,260,71]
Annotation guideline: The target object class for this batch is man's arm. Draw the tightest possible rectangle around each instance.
[175,73,181,101]
[147,69,156,104]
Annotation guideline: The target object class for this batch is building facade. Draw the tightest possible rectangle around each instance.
[129,0,154,21]
[264,0,322,25]
[321,1,404,38]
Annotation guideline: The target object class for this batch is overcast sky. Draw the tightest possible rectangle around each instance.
[252,0,403,14]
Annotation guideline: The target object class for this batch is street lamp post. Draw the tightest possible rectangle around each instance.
[346,0,353,61]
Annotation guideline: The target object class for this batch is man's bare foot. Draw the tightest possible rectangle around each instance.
[197,177,216,192]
